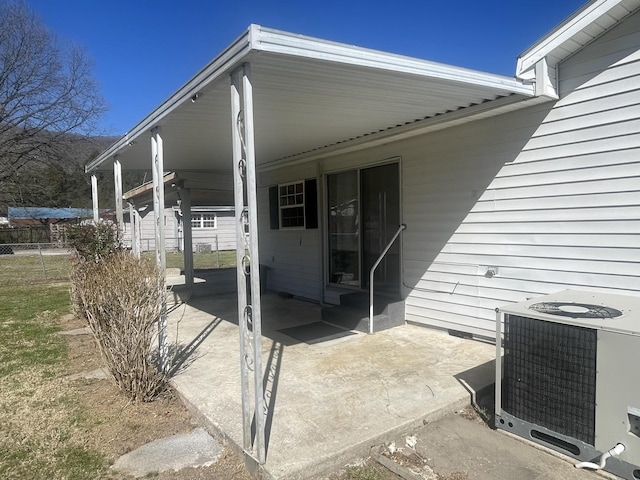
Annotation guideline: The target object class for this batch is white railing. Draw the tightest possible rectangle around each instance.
[369,224,406,334]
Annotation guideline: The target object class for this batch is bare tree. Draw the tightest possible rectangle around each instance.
[0,1,107,209]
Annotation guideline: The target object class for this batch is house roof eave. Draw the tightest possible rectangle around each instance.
[516,0,640,79]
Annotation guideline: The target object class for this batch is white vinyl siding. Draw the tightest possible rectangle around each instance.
[124,207,236,253]
[259,165,321,300]
[191,210,236,251]
[254,10,640,333]
[400,10,640,338]
[259,187,321,300]
[131,209,180,252]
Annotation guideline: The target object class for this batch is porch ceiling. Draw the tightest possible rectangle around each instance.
[88,24,536,176]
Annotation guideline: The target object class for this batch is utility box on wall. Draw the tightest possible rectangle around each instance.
[495,290,640,480]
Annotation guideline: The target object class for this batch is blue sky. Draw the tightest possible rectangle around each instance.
[27,0,587,136]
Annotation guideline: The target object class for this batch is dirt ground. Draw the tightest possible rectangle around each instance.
[60,313,253,480]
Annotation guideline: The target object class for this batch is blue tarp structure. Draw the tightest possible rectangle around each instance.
[8,207,94,220]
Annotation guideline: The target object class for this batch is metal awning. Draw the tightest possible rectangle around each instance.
[88,24,540,470]
[87,24,536,174]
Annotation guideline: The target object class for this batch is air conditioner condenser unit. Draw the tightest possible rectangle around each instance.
[495,290,640,480]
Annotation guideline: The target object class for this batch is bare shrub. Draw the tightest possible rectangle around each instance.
[70,251,167,402]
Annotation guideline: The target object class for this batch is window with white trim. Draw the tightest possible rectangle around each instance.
[269,178,318,230]
[279,181,305,228]
[191,213,217,229]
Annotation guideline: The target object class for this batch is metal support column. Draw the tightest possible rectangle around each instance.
[91,174,99,223]
[151,127,168,373]
[231,63,266,467]
[128,202,140,258]
[114,158,124,227]
[179,187,194,287]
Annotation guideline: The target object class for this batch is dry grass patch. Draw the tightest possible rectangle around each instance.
[0,279,252,479]
[0,307,111,479]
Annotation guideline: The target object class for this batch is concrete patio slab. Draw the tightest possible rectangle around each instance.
[166,269,496,479]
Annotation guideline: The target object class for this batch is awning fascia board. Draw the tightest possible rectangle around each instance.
[253,25,533,96]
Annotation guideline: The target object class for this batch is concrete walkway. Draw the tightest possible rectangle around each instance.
[165,269,496,479]
[381,413,617,480]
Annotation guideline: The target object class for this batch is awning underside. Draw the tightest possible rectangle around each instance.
[91,26,535,174]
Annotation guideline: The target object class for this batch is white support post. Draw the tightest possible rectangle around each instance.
[136,208,142,256]
[151,127,168,373]
[231,62,266,467]
[231,68,251,462]
[179,187,194,287]
[128,202,140,258]
[91,174,99,224]
[114,158,124,227]
[242,63,266,465]
[495,308,502,420]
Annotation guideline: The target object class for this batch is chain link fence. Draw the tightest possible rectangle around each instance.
[0,243,73,285]
[147,250,237,271]
[132,236,236,271]
[0,242,237,286]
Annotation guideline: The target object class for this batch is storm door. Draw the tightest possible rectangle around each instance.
[327,162,400,297]
[361,163,400,297]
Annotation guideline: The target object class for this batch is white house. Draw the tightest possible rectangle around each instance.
[121,205,234,253]
[90,0,640,338]
[120,172,236,254]
[87,0,640,467]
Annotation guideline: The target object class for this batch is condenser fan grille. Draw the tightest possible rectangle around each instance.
[528,302,622,319]
[503,314,597,445]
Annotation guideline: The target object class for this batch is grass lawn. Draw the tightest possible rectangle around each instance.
[0,250,237,287]
[160,250,237,271]
[0,254,72,286]
[0,283,112,479]
[0,265,252,479]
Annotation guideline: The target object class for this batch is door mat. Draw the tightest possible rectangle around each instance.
[278,321,356,345]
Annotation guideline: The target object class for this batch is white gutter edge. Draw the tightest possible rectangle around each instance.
[86,26,255,173]
[516,0,639,77]
[252,26,533,96]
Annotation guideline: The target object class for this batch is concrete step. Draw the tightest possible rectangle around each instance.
[339,291,403,317]
[321,292,405,333]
